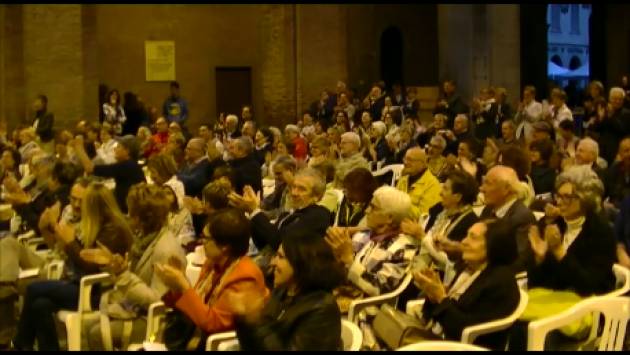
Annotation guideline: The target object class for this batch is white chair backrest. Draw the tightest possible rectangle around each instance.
[46,260,65,280]
[527,296,630,351]
[341,319,362,351]
[397,340,489,351]
[461,287,529,344]
[347,272,414,323]
[331,189,345,227]
[608,264,630,297]
[206,331,238,351]
[372,164,404,186]
[78,273,111,313]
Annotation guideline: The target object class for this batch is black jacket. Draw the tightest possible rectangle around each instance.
[425,204,479,243]
[251,204,331,251]
[34,110,54,142]
[530,165,557,195]
[481,200,536,272]
[422,265,520,350]
[177,158,212,198]
[604,161,630,207]
[527,213,617,297]
[229,153,262,195]
[14,184,70,233]
[235,286,342,351]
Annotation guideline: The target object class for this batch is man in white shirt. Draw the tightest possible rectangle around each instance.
[514,85,543,141]
[546,88,573,129]
[479,165,536,271]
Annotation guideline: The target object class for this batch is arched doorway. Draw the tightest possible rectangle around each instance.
[569,56,581,70]
[380,27,403,91]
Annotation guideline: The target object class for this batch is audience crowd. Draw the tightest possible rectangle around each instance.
[1,77,630,350]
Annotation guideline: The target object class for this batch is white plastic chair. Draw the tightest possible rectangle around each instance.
[206,331,238,351]
[128,301,173,351]
[341,319,362,350]
[372,164,404,186]
[406,288,528,346]
[527,296,630,351]
[347,273,413,323]
[57,272,112,350]
[396,340,489,351]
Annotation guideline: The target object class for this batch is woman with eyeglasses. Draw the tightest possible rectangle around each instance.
[155,208,267,350]
[507,165,617,350]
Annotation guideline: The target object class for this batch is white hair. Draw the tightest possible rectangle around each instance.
[285,124,300,134]
[372,121,387,137]
[372,186,412,225]
[341,132,361,146]
[610,87,626,99]
[226,114,239,124]
[430,135,447,150]
[578,137,599,159]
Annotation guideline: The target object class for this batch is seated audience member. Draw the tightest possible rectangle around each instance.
[175,137,211,198]
[155,208,267,350]
[262,155,296,220]
[73,134,145,213]
[604,137,630,209]
[365,121,389,163]
[17,127,39,164]
[444,139,483,183]
[479,165,536,271]
[224,114,241,140]
[444,114,476,156]
[333,132,370,188]
[509,165,617,350]
[136,126,152,156]
[164,132,186,169]
[334,167,378,227]
[227,136,263,195]
[563,137,607,180]
[229,168,331,253]
[144,117,169,158]
[0,177,91,345]
[0,147,22,181]
[426,135,448,181]
[9,159,81,233]
[85,183,186,350]
[326,186,418,309]
[284,125,308,162]
[147,153,185,207]
[164,185,196,250]
[498,145,535,207]
[411,219,520,350]
[529,139,557,195]
[417,113,448,148]
[231,231,345,351]
[396,147,442,220]
[94,122,117,165]
[401,170,480,277]
[556,119,579,159]
[12,182,134,351]
[307,136,332,169]
[254,127,274,166]
[395,124,418,162]
[497,120,521,148]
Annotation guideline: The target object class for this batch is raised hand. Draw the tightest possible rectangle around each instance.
[528,225,548,264]
[325,227,354,266]
[413,268,446,303]
[400,218,424,240]
[154,263,190,292]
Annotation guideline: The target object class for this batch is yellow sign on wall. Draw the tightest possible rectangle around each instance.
[145,41,175,82]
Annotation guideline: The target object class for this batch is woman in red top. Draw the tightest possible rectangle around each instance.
[155,208,268,350]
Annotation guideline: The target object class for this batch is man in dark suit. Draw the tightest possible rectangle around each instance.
[479,165,536,271]
[177,137,212,198]
[227,136,262,195]
[229,168,331,252]
[31,95,54,147]
[433,79,469,129]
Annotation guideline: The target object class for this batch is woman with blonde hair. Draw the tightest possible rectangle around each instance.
[12,181,134,351]
[84,183,186,350]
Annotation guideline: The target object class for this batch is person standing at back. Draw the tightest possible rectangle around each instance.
[163,81,189,134]
[31,95,55,154]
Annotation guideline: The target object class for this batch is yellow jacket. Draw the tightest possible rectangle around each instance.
[396,169,442,220]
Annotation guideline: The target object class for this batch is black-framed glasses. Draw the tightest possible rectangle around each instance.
[555,192,577,202]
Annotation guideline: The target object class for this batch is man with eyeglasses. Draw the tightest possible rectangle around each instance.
[396,147,442,220]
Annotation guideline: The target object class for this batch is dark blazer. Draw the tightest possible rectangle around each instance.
[251,204,331,251]
[528,213,617,297]
[425,204,479,243]
[229,153,262,195]
[14,184,70,233]
[34,111,54,142]
[235,286,342,351]
[604,161,630,207]
[530,165,557,195]
[433,94,469,129]
[177,158,212,198]
[422,265,520,350]
[481,200,536,272]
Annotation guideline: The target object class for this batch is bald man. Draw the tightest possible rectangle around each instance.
[479,165,536,271]
[395,147,442,219]
[177,137,213,198]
